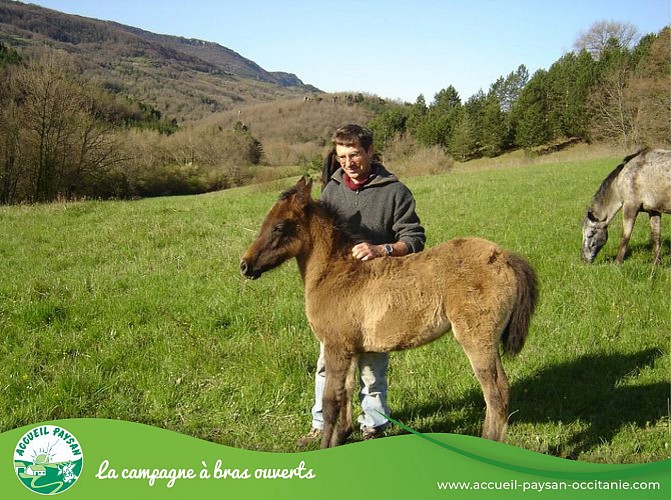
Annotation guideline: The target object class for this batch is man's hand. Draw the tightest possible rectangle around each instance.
[351,242,385,261]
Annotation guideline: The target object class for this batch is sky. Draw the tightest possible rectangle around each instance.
[24,0,671,103]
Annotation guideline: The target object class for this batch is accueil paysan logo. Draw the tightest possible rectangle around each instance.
[13,425,83,495]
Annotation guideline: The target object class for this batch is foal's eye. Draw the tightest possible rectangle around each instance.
[272,222,286,235]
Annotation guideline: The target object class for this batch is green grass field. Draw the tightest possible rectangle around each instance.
[1,154,669,462]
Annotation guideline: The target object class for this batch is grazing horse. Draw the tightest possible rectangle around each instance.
[582,149,671,264]
[240,177,538,448]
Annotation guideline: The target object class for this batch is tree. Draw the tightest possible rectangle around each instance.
[513,70,552,148]
[544,51,596,141]
[588,42,636,146]
[490,65,529,113]
[414,86,462,151]
[0,41,21,68]
[405,94,428,139]
[0,97,23,204]
[1,51,120,202]
[573,21,639,60]
[627,28,671,146]
[64,96,121,198]
[488,65,529,149]
[369,106,408,151]
[449,107,476,161]
[481,94,508,157]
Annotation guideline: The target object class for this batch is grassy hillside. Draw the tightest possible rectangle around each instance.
[0,155,669,462]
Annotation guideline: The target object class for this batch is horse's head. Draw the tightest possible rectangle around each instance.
[581,210,608,263]
[240,177,313,279]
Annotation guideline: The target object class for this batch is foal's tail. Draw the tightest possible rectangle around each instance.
[501,253,538,356]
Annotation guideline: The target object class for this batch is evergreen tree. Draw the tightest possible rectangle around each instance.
[369,107,408,151]
[449,107,476,161]
[490,65,529,113]
[408,87,462,150]
[545,51,596,141]
[513,70,551,148]
[431,86,463,150]
[481,94,507,156]
[0,41,22,67]
[460,91,487,156]
[405,94,428,139]
[489,65,529,149]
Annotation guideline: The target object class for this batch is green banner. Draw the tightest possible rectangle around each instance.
[2,419,669,499]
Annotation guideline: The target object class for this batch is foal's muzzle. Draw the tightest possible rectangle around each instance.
[239,259,261,280]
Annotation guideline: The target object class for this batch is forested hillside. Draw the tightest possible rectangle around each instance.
[0,0,668,204]
[367,24,669,161]
[0,0,317,121]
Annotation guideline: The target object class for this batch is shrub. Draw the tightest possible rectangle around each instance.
[381,134,454,177]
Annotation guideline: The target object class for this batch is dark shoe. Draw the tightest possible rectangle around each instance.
[361,426,385,440]
[296,428,321,448]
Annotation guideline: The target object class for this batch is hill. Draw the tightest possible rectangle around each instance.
[0,0,320,122]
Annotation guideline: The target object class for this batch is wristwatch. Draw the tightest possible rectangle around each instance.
[383,244,394,256]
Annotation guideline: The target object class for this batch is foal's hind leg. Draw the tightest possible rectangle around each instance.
[320,347,355,448]
[458,338,510,442]
[340,357,357,444]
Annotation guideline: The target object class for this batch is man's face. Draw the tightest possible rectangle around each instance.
[335,144,374,183]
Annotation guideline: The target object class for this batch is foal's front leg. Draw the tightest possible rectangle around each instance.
[321,347,355,448]
[649,212,662,265]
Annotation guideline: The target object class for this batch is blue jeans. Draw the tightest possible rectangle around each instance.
[310,342,390,430]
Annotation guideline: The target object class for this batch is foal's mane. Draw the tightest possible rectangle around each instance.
[278,183,304,201]
[278,183,357,255]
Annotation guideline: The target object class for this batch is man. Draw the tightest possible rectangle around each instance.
[298,124,426,447]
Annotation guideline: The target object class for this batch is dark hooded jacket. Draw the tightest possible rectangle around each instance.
[320,164,425,253]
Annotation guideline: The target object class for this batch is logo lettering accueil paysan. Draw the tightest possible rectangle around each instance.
[13,425,83,495]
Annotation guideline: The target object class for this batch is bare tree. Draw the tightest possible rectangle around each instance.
[589,27,670,148]
[0,101,23,204]
[573,21,640,60]
[589,64,636,146]
[14,51,80,201]
[627,28,671,147]
[6,50,119,202]
[64,96,120,198]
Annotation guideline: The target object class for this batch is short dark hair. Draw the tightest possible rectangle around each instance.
[332,124,374,151]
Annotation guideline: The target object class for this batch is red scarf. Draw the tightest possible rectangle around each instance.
[343,165,377,190]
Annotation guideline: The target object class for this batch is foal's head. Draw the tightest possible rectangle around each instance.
[240,177,313,279]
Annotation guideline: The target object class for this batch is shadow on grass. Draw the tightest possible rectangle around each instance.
[392,348,668,458]
[595,235,671,264]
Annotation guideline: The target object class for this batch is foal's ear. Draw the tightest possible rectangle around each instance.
[297,175,313,190]
[294,176,313,204]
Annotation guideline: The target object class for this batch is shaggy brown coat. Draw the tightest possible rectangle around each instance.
[240,177,538,448]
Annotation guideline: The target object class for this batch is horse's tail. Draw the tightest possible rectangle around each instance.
[501,253,538,356]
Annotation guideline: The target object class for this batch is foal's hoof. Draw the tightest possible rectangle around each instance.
[336,429,353,446]
[296,428,321,449]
